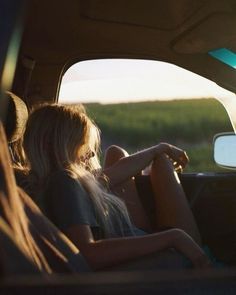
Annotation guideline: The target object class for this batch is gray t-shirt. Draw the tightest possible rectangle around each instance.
[43,171,146,240]
[42,171,193,271]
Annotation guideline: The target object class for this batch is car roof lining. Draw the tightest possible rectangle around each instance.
[81,0,205,30]
[13,0,236,105]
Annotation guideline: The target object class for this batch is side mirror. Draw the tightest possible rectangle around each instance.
[213,133,236,169]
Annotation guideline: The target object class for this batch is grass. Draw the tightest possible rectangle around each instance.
[85,99,233,172]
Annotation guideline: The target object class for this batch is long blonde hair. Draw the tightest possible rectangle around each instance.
[0,122,50,273]
[23,103,134,237]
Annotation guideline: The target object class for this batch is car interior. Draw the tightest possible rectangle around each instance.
[2,0,236,293]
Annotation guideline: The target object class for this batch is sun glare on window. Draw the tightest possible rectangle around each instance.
[58,59,232,104]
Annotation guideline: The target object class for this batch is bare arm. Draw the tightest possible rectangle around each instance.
[102,143,188,187]
[65,225,210,270]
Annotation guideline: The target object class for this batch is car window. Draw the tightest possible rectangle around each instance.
[58,59,234,173]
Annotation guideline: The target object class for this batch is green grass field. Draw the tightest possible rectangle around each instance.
[85,99,233,172]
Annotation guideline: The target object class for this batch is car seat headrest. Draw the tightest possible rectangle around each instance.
[5,92,28,143]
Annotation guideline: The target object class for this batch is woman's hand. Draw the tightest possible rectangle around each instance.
[172,229,212,269]
[156,143,189,172]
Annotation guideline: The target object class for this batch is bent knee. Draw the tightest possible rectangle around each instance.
[152,153,170,166]
[151,153,174,173]
[104,145,129,167]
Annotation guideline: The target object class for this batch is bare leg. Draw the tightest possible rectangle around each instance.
[103,145,201,245]
[103,145,151,231]
[150,154,202,245]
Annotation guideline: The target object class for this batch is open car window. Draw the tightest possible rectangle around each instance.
[58,59,234,173]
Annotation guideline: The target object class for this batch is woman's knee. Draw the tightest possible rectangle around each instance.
[150,154,177,182]
[152,153,173,171]
[103,145,129,167]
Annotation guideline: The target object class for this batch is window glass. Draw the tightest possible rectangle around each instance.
[58,59,233,172]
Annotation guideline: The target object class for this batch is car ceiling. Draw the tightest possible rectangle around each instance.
[13,0,236,106]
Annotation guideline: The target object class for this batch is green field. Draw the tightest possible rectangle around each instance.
[85,99,233,172]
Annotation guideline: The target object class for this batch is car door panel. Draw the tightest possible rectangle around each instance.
[136,172,236,264]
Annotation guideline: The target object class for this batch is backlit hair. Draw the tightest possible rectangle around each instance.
[23,103,134,237]
[0,122,50,273]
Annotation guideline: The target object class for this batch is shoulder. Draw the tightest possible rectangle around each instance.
[49,170,78,185]
[46,170,90,205]
[44,170,98,229]
[48,170,85,193]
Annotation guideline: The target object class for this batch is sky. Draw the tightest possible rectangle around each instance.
[58,59,233,104]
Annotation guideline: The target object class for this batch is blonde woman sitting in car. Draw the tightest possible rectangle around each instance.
[22,103,211,271]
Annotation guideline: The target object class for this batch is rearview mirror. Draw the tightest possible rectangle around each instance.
[214,133,236,169]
